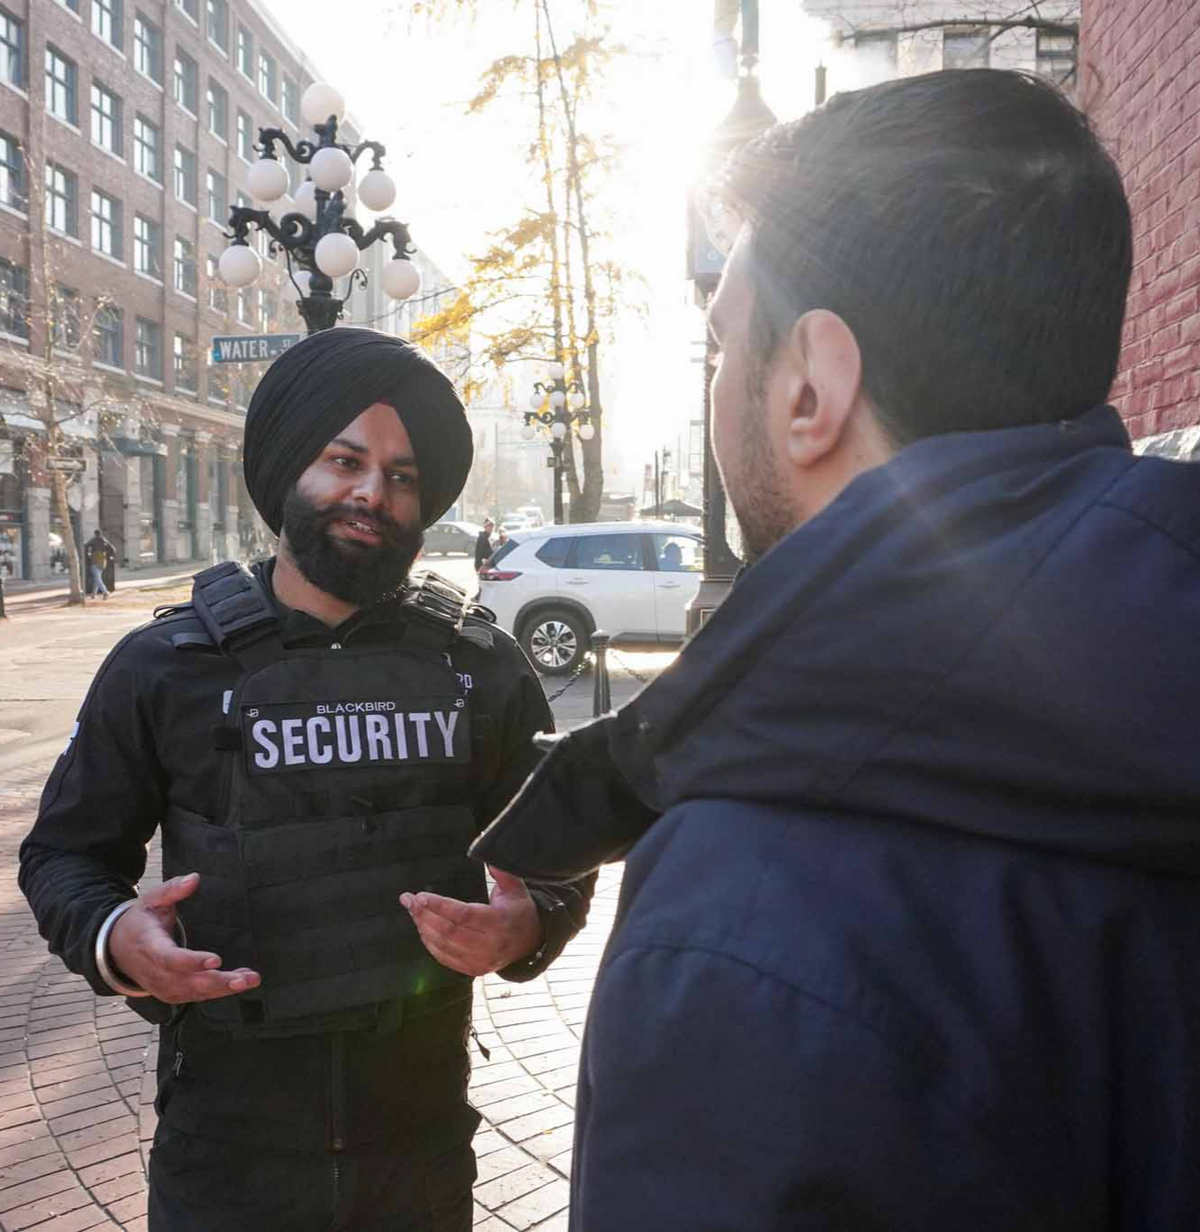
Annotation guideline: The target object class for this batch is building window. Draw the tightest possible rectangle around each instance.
[206,254,227,312]
[52,286,81,350]
[208,361,230,404]
[281,74,298,124]
[0,130,23,210]
[206,0,227,52]
[45,162,77,236]
[258,288,277,331]
[236,285,253,325]
[206,168,226,224]
[134,114,161,181]
[92,0,122,50]
[90,82,122,156]
[134,213,161,278]
[1037,29,1078,88]
[173,235,197,296]
[173,48,198,114]
[93,303,123,366]
[175,0,199,22]
[257,51,276,103]
[0,257,26,336]
[849,30,897,67]
[134,13,162,83]
[0,8,22,88]
[173,333,197,390]
[45,46,77,125]
[135,316,161,378]
[237,110,255,161]
[942,26,991,69]
[90,189,122,258]
[174,145,197,206]
[236,24,252,78]
[60,0,81,11]
[207,79,227,140]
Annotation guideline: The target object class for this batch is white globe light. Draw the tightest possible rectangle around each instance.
[568,391,585,410]
[381,259,421,300]
[547,361,565,381]
[218,244,261,287]
[314,231,359,278]
[290,269,312,298]
[521,424,536,441]
[301,81,346,127]
[310,146,353,192]
[578,422,595,441]
[550,390,566,409]
[550,421,567,439]
[247,158,289,202]
[293,179,318,222]
[529,392,544,411]
[358,168,396,212]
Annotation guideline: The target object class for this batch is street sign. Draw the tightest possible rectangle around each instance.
[210,333,302,364]
[46,457,86,473]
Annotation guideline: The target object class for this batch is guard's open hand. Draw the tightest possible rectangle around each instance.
[400,867,543,977]
[106,873,262,1005]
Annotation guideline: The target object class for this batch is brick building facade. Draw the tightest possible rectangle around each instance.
[0,0,352,581]
[1080,0,1200,456]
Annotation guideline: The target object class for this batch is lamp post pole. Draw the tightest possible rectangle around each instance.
[685,0,777,634]
[218,82,423,333]
[524,361,594,525]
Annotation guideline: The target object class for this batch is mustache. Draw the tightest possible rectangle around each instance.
[316,503,408,544]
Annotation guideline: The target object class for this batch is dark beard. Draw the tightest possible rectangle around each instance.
[721,389,798,565]
[281,487,424,608]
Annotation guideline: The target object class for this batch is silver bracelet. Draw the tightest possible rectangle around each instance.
[94,900,151,998]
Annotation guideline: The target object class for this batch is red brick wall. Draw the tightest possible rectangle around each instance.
[1081,0,1200,439]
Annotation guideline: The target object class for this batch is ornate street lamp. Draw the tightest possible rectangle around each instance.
[521,360,594,525]
[218,82,422,334]
[685,0,777,634]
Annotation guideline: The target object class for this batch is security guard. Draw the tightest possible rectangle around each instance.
[19,328,593,1232]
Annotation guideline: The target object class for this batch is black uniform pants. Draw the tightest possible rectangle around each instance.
[147,1123,476,1232]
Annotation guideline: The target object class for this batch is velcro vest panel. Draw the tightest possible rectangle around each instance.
[164,564,488,1037]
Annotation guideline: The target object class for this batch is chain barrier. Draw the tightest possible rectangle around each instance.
[607,646,652,685]
[543,654,591,704]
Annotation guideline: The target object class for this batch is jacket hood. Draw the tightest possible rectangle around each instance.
[474,406,1200,880]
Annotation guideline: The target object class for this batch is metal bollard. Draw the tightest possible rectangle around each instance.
[0,572,6,619]
[591,630,612,717]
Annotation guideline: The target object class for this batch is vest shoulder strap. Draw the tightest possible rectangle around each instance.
[191,561,280,659]
[401,571,498,653]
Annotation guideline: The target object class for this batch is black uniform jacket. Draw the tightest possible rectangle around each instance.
[19,560,593,1153]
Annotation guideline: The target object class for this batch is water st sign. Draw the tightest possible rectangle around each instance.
[46,457,86,473]
[210,333,302,364]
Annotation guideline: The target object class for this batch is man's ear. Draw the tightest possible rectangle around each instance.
[776,310,864,470]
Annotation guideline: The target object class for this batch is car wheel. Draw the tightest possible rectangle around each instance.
[521,608,588,676]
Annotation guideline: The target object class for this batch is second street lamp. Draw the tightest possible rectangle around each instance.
[522,361,594,525]
[218,82,422,335]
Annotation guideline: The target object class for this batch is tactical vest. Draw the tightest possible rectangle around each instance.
[162,562,491,1038]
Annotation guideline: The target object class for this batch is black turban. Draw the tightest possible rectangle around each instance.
[243,327,473,535]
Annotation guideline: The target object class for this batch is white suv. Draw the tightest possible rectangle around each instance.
[478,521,704,675]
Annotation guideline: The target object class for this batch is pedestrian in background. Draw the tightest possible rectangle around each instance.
[474,517,494,572]
[474,69,1200,1230]
[84,528,115,599]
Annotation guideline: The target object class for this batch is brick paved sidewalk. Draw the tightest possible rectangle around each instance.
[0,647,663,1231]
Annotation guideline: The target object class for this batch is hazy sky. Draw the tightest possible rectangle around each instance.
[256,0,830,495]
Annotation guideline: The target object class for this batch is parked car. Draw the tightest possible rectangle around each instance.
[499,513,531,534]
[516,505,545,529]
[478,522,704,674]
[423,520,483,556]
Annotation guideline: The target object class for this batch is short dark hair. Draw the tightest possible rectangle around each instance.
[723,70,1132,444]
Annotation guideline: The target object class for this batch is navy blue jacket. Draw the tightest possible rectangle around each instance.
[474,407,1200,1230]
